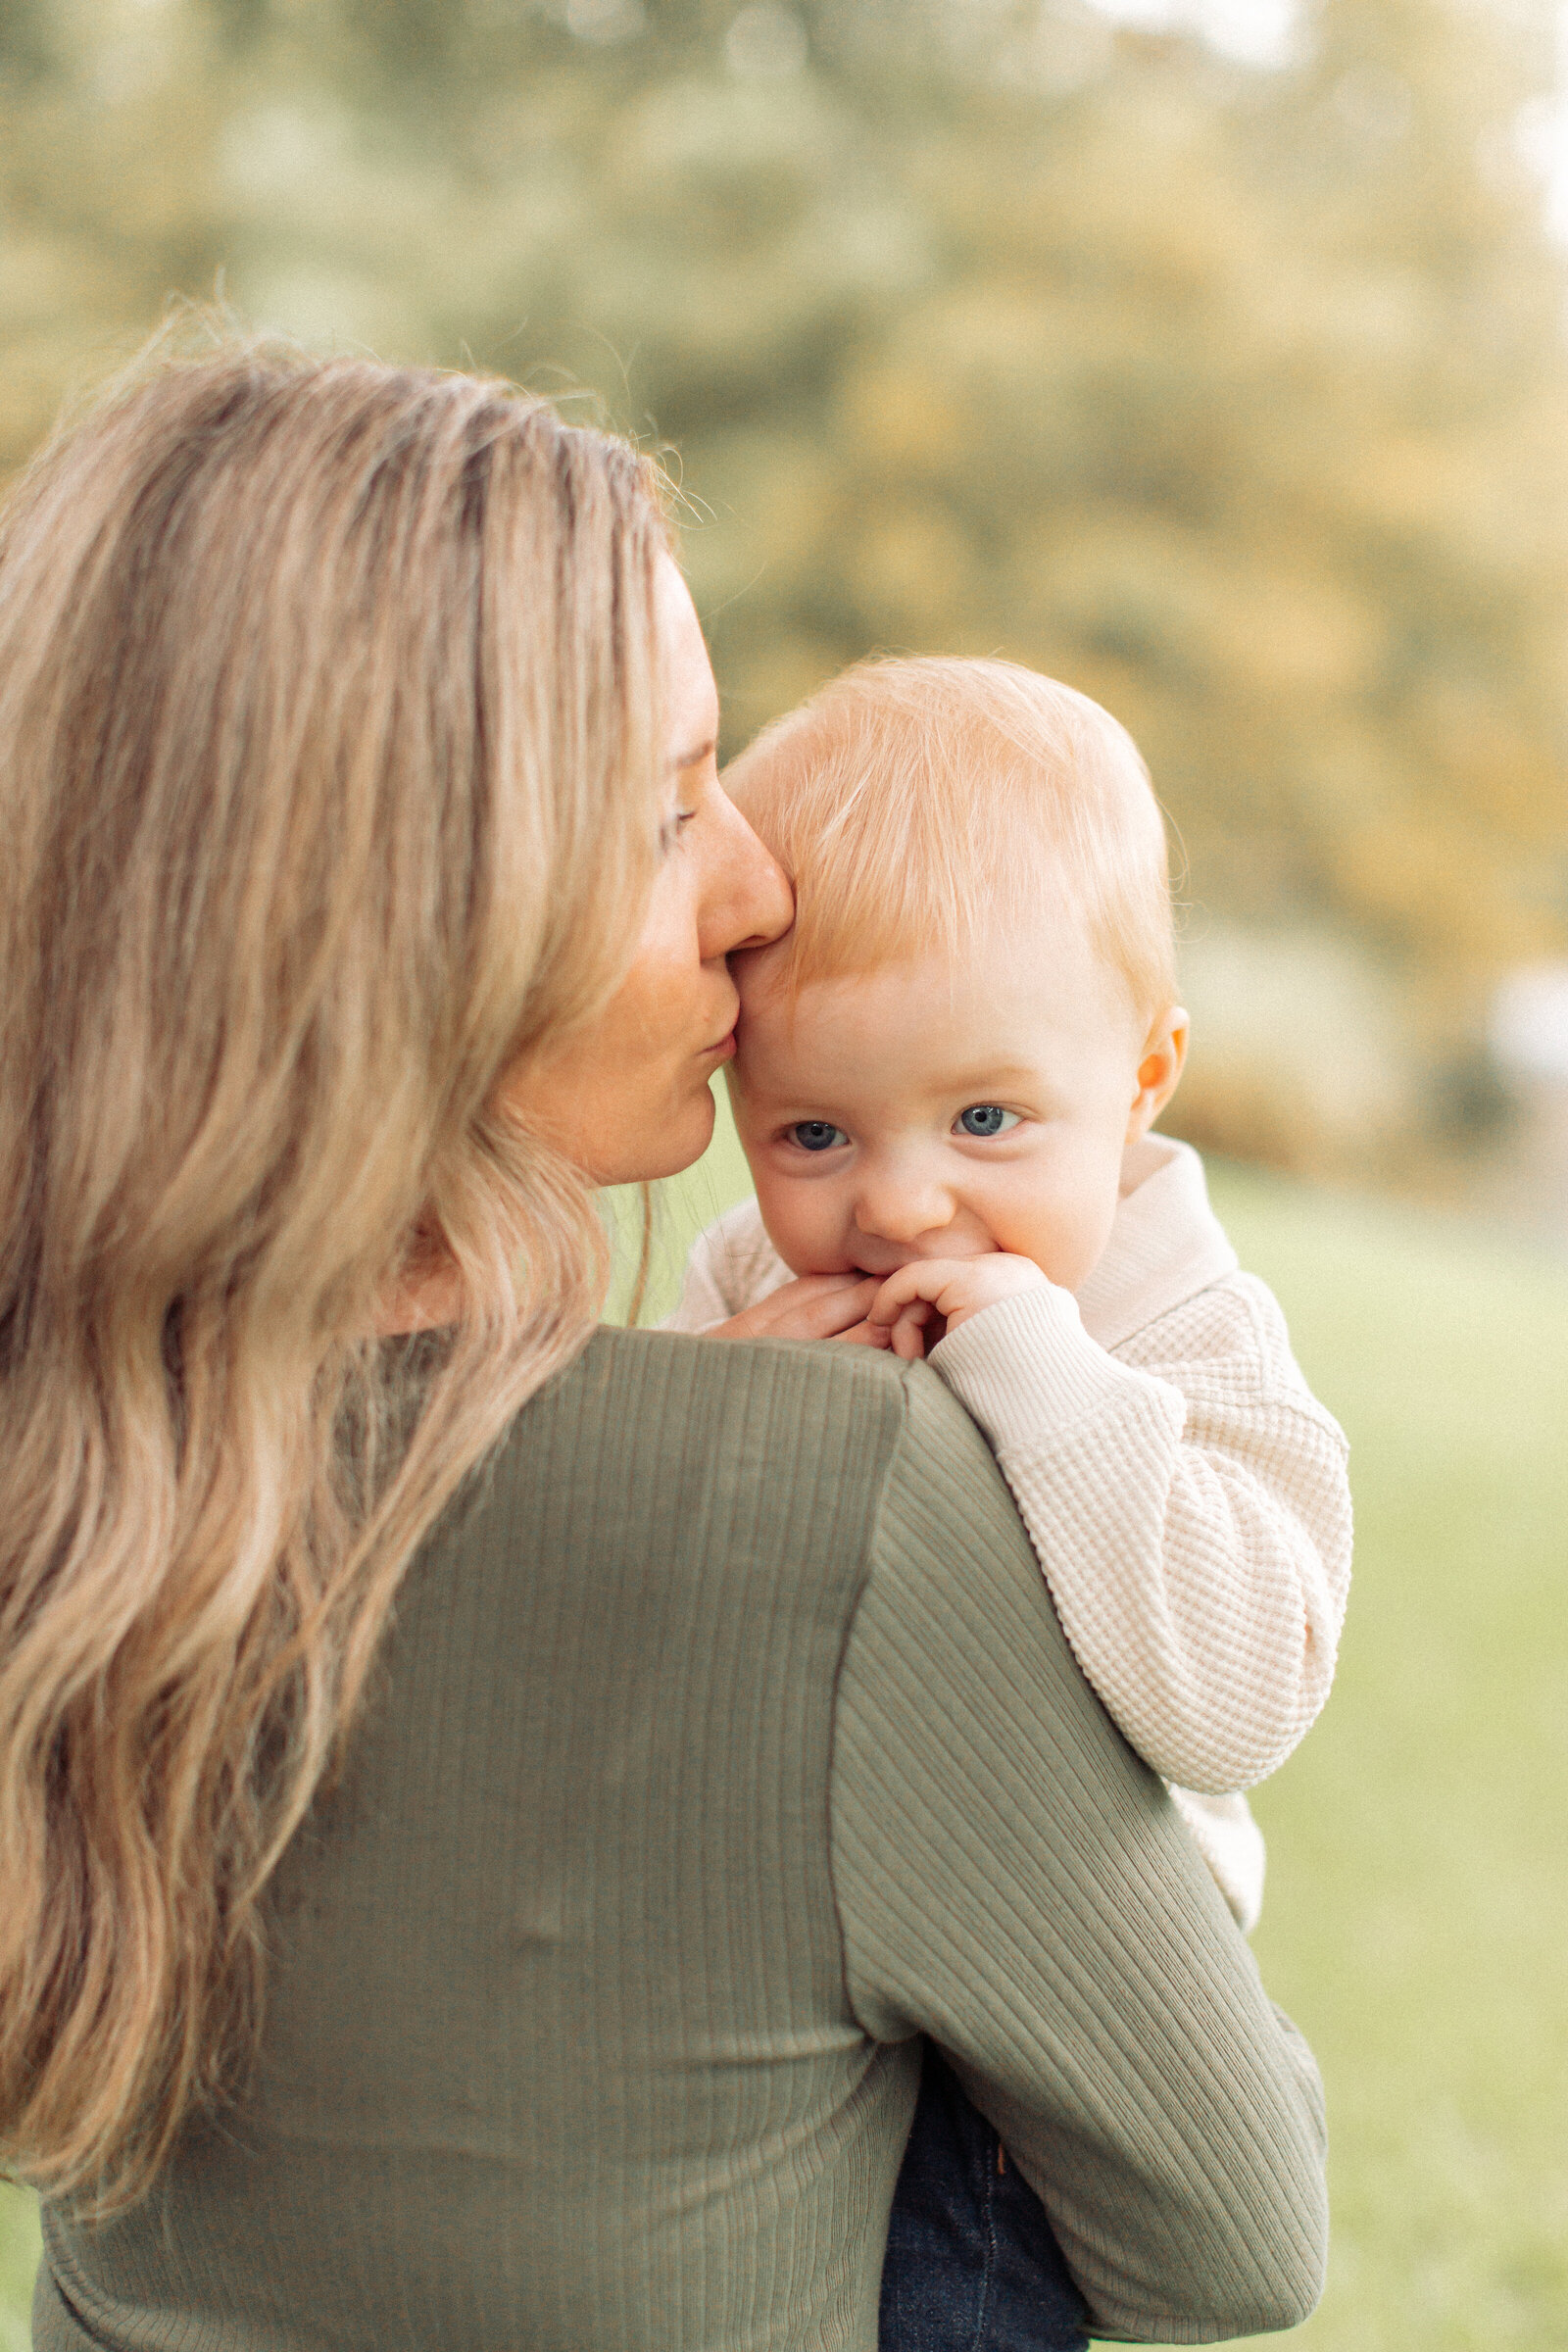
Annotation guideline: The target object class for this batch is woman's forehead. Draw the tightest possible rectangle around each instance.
[656,557,717,764]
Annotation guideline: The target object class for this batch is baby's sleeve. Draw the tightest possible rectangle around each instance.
[929,1274,1351,1794]
[660,1196,789,1334]
[831,1363,1329,2342]
[662,1227,734,1334]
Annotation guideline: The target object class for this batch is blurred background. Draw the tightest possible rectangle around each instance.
[2,0,1567,2346]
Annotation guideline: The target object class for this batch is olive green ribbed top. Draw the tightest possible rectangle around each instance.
[36,1328,1326,2350]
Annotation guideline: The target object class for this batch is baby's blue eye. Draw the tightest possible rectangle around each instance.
[790,1121,849,1152]
[956,1105,1019,1138]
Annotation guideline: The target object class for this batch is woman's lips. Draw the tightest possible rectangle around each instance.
[701,990,741,1059]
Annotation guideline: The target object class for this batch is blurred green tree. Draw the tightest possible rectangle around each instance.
[3,0,1565,1173]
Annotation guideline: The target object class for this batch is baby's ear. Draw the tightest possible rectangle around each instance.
[1126,1006,1189,1141]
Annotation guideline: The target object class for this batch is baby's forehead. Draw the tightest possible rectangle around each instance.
[734,923,1136,1095]
[736,900,1108,1019]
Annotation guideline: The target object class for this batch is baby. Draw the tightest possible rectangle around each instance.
[666,656,1352,2348]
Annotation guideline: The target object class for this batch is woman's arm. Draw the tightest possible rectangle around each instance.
[928,1273,1352,1792]
[829,1363,1329,2344]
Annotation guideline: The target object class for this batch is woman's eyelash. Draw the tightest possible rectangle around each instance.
[660,808,698,849]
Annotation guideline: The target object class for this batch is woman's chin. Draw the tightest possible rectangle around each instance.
[634,1080,717,1183]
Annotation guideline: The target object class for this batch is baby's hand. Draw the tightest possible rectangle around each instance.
[867,1255,1048,1362]
[708,1271,892,1348]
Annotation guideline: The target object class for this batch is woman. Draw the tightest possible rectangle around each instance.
[0,341,1326,2349]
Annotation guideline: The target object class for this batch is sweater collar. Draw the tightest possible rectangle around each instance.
[1075,1136,1238,1352]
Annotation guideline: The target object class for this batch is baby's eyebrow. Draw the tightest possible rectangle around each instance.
[928,1063,1039,1094]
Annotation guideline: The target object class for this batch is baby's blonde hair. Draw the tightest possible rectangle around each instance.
[724,656,1177,1027]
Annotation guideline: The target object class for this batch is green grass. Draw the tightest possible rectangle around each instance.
[0,2187,35,2352]
[1210,1164,1568,2351]
[6,1107,1567,2345]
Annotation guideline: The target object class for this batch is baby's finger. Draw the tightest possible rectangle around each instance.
[785,1277,881,1338]
[828,1318,893,1349]
[725,1273,878,1343]
[867,1263,951,1327]
[889,1312,927,1361]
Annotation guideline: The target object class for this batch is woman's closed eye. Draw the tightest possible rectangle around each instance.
[955,1104,1020,1138]
[788,1120,850,1152]
[660,806,698,852]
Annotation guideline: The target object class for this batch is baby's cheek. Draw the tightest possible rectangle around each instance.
[756,1173,841,1277]
[987,1174,1105,1289]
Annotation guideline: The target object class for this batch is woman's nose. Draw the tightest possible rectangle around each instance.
[700,786,793,961]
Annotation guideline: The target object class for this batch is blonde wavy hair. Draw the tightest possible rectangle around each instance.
[725,656,1177,1024]
[0,337,669,2211]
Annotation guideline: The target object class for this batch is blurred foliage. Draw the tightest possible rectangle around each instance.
[3,0,1568,1176]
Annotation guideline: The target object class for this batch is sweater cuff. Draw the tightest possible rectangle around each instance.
[929,1284,1132,1455]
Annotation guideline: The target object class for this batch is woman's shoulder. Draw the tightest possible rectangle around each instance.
[587,1320,1004,1438]
[393,1330,1024,1795]
[552,1320,955,1468]
[483,1324,1012,1575]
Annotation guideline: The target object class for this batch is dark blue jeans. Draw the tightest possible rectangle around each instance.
[879,2044,1091,2352]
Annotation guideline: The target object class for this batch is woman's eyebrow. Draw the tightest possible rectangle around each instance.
[670,736,716,770]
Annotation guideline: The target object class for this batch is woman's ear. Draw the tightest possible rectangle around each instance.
[1126,1006,1189,1143]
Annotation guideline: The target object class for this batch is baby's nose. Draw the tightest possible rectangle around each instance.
[852,1172,954,1247]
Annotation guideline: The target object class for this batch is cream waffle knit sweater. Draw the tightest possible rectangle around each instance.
[666,1134,1352,1931]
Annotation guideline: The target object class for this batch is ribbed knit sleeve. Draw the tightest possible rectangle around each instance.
[829,1365,1329,2344]
[930,1274,1352,1792]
